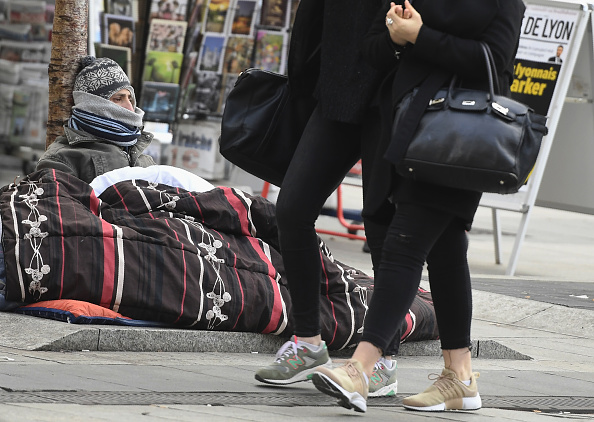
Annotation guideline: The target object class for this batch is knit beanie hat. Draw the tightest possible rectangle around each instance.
[73,56,136,107]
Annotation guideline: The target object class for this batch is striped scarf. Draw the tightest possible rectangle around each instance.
[68,108,141,147]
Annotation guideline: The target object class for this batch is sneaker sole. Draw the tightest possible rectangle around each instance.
[311,372,367,413]
[368,381,398,398]
[403,394,482,412]
[254,360,332,385]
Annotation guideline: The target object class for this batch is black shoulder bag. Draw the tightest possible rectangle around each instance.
[389,42,549,194]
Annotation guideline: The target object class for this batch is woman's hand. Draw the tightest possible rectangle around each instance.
[386,0,423,46]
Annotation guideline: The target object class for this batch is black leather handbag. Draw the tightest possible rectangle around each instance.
[390,43,549,194]
[219,68,314,187]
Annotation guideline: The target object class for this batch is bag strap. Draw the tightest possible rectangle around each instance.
[384,70,449,165]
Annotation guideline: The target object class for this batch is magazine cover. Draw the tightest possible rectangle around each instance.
[143,50,184,83]
[149,0,189,21]
[254,30,285,73]
[0,1,8,24]
[0,24,32,41]
[94,43,132,79]
[9,84,48,146]
[9,0,48,41]
[20,62,48,85]
[204,0,230,33]
[0,40,51,62]
[231,0,256,35]
[147,18,187,53]
[105,0,139,20]
[223,36,253,75]
[9,1,45,24]
[198,34,225,72]
[260,0,288,28]
[0,60,20,85]
[103,13,135,52]
[183,71,222,115]
[139,81,180,122]
[165,119,225,179]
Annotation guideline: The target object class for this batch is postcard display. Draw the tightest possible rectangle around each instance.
[162,0,298,180]
[0,0,53,149]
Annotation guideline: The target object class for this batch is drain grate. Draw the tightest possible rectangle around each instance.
[0,391,592,414]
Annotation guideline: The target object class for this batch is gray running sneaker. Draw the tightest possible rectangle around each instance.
[255,337,332,385]
[368,359,398,397]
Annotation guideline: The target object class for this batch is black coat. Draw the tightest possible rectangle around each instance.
[360,0,526,227]
[287,0,385,124]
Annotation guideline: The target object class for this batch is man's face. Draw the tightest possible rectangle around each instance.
[110,89,134,112]
[557,46,563,57]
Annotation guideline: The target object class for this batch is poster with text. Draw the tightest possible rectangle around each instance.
[511,4,579,115]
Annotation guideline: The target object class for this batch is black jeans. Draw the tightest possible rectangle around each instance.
[276,106,360,338]
[361,202,473,352]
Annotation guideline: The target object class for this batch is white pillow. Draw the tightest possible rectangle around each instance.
[90,165,216,197]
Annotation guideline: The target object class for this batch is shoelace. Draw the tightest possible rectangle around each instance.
[427,372,460,394]
[274,336,299,363]
[344,362,360,377]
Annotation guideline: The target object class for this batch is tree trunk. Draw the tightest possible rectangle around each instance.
[46,0,88,149]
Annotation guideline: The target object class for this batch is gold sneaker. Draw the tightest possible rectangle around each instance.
[403,368,481,411]
[311,359,368,413]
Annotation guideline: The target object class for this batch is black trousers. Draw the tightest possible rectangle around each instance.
[276,106,361,338]
[277,106,408,355]
[361,202,473,352]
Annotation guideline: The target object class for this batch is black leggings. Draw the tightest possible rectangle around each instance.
[276,106,360,338]
[361,202,473,351]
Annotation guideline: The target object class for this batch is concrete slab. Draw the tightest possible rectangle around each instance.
[0,313,98,351]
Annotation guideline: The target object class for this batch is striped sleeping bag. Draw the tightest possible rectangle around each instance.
[0,167,438,350]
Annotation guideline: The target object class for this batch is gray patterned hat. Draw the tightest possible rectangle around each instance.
[73,56,135,107]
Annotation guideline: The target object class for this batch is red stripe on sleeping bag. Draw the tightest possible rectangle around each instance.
[320,250,338,346]
[400,311,414,341]
[246,237,282,333]
[113,185,129,212]
[166,219,187,323]
[89,190,100,216]
[100,220,115,308]
[188,192,205,222]
[222,188,250,236]
[401,313,414,340]
[231,252,245,330]
[51,170,66,298]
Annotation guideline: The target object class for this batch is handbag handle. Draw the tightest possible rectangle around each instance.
[447,42,500,100]
[481,42,501,96]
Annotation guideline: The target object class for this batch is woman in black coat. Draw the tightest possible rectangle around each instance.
[311,0,526,413]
